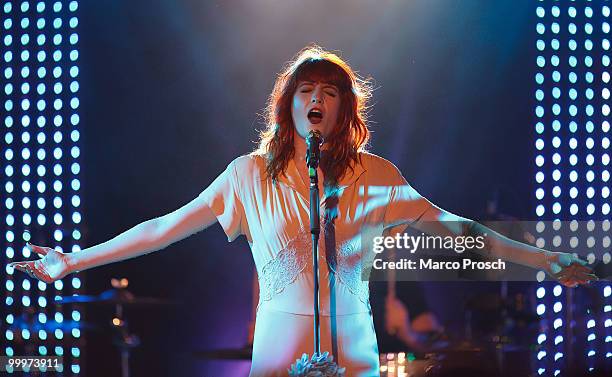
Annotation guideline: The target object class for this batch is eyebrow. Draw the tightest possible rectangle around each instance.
[299,81,338,91]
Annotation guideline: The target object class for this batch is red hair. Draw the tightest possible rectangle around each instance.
[256,44,372,185]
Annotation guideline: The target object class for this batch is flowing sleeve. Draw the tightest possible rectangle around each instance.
[382,162,434,232]
[198,158,248,242]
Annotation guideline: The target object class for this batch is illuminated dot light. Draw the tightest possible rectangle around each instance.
[534,3,612,373]
[2,2,81,372]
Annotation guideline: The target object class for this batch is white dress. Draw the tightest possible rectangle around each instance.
[200,152,433,376]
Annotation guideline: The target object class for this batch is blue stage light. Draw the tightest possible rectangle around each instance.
[538,334,546,344]
[586,170,595,182]
[537,304,546,315]
[551,39,560,50]
[552,23,560,34]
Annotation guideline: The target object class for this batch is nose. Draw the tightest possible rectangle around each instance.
[311,87,324,104]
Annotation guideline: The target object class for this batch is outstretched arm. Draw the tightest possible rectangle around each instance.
[9,191,219,283]
[407,201,597,287]
[71,191,219,271]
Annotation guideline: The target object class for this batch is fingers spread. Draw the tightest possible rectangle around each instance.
[555,268,587,280]
[558,277,578,288]
[8,260,51,283]
[554,263,594,279]
[570,263,594,274]
[9,261,34,272]
[555,265,599,287]
[27,242,48,256]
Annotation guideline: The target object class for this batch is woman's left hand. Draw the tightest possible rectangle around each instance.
[543,251,598,287]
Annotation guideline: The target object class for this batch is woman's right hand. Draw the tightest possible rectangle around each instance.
[7,243,72,283]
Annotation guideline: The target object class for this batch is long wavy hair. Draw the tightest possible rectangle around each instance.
[256,45,372,185]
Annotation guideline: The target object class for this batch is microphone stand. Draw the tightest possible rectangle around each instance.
[306,133,322,356]
[288,131,344,376]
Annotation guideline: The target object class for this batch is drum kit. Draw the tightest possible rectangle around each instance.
[8,278,176,377]
[10,279,606,376]
[57,278,177,377]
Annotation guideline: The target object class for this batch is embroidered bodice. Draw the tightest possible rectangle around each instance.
[199,152,432,315]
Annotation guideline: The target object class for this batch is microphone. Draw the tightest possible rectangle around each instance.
[305,130,324,172]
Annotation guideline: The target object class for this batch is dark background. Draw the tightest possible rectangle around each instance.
[77,1,535,376]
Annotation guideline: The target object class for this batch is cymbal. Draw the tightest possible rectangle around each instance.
[193,346,253,360]
[55,288,176,306]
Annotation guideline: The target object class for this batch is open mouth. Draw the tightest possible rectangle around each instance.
[307,109,323,124]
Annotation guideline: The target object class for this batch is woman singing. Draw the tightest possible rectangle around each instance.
[9,45,596,376]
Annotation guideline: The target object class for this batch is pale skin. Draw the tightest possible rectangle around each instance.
[9,81,597,293]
